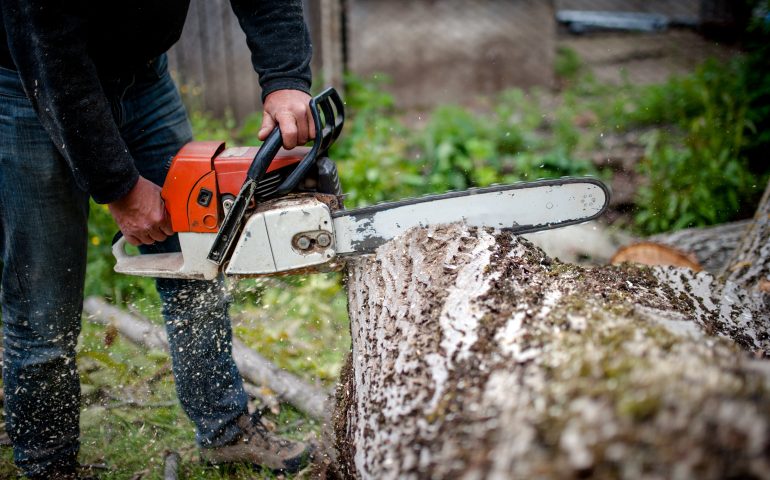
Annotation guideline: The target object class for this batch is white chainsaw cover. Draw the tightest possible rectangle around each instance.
[225,197,336,276]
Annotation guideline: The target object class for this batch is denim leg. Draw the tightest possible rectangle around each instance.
[118,61,248,448]
[0,70,88,476]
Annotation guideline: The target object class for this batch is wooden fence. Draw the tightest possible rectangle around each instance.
[167,0,341,122]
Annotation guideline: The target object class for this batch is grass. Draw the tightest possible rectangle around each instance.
[0,272,348,479]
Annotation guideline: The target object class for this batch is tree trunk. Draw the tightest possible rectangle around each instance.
[331,224,770,479]
[646,220,750,274]
[723,178,770,293]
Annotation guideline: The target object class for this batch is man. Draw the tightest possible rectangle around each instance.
[0,1,316,478]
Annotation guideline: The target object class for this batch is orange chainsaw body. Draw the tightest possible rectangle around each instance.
[161,141,309,233]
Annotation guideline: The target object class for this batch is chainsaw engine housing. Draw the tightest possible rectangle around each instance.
[161,141,341,234]
[113,141,343,280]
[225,195,338,276]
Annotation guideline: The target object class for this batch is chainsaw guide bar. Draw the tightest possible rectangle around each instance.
[332,177,610,255]
[112,87,611,280]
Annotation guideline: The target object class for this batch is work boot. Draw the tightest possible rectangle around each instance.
[200,413,315,473]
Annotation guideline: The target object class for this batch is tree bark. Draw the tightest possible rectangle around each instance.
[723,178,770,293]
[609,178,770,282]
[332,224,770,479]
[83,297,329,420]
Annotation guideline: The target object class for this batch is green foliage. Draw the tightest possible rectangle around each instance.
[4,320,314,479]
[332,75,601,207]
[635,131,756,233]
[333,75,417,207]
[419,105,496,190]
[188,110,237,142]
[232,273,349,382]
[85,202,160,312]
[512,150,599,181]
[554,46,584,84]
[632,58,765,234]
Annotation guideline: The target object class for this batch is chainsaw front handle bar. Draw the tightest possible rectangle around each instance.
[246,87,344,189]
[274,87,345,195]
[247,126,284,181]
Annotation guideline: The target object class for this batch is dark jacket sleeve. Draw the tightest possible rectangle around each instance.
[0,0,139,204]
[229,0,313,101]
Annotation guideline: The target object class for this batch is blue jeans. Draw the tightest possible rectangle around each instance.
[0,56,248,477]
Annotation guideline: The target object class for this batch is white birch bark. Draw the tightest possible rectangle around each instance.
[332,224,770,480]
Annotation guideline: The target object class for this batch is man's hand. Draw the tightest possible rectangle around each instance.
[258,89,315,149]
[108,176,173,246]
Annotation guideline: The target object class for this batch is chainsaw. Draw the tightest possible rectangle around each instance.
[113,87,610,280]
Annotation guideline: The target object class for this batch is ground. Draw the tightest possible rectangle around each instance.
[559,30,738,86]
[0,274,349,480]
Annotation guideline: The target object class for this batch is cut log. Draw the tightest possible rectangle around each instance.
[647,220,751,274]
[723,178,770,292]
[610,220,751,274]
[611,241,703,271]
[82,297,328,420]
[333,224,770,479]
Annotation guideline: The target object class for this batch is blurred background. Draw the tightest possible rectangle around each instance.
[168,0,769,233]
[171,0,752,115]
[2,1,769,478]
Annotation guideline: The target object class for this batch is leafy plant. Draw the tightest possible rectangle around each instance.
[511,150,600,182]
[635,131,754,233]
[332,74,418,207]
[419,105,496,191]
[633,58,764,234]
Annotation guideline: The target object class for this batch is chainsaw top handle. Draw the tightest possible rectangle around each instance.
[273,87,344,195]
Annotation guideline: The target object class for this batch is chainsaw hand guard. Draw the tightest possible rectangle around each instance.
[274,87,345,196]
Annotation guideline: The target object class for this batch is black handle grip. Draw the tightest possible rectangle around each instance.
[274,87,345,196]
[247,126,283,180]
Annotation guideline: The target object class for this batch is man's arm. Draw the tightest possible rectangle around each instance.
[230,0,315,149]
[1,0,171,245]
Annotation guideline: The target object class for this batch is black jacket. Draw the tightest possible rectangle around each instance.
[0,0,312,203]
